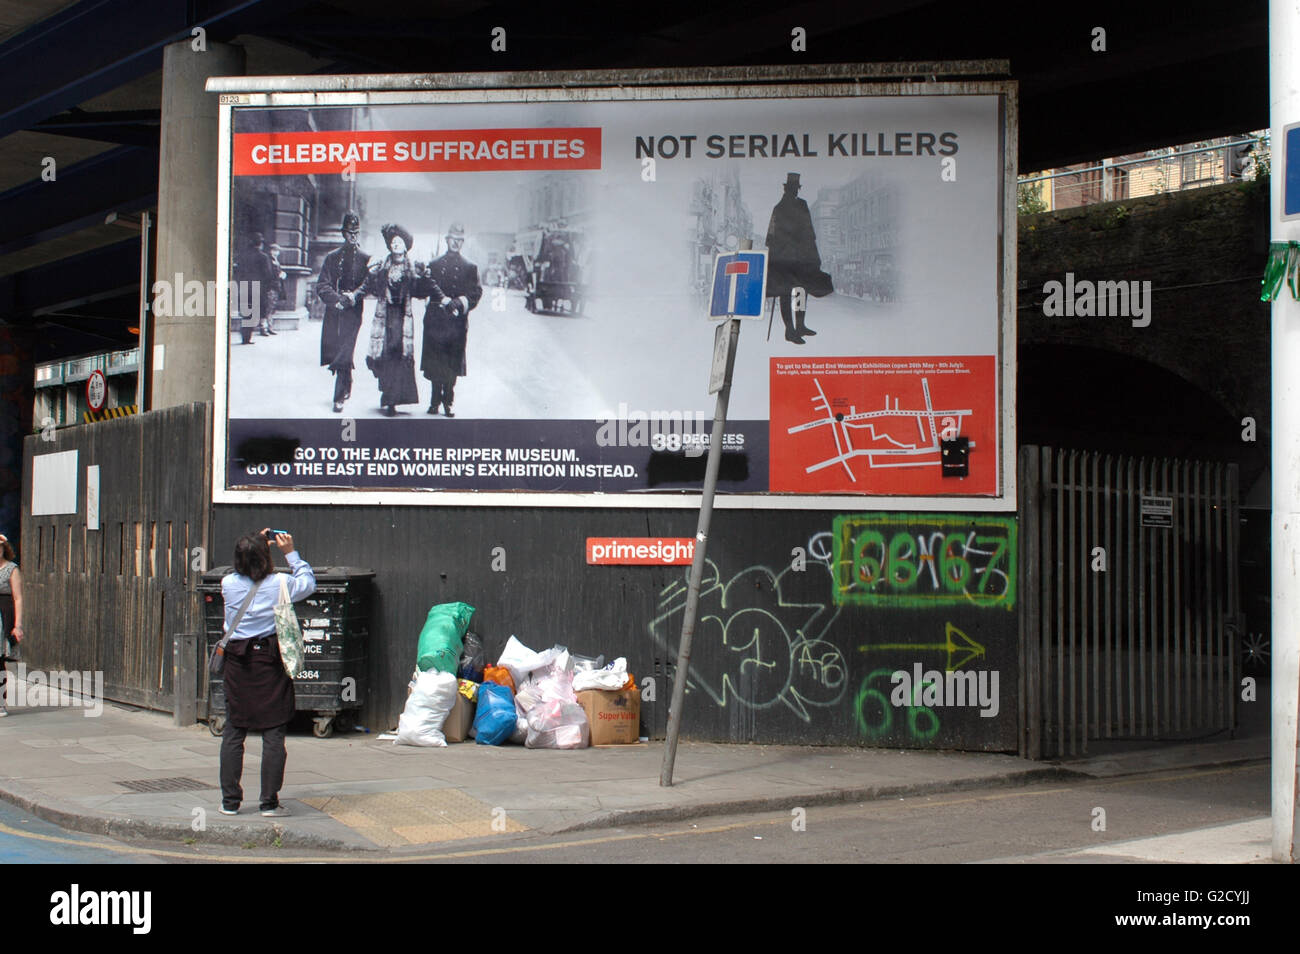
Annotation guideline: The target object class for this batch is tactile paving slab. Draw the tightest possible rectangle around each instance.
[301,788,528,846]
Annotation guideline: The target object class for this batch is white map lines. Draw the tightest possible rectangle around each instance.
[787,376,972,481]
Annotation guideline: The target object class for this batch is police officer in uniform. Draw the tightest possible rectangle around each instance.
[417,223,483,417]
[316,212,370,412]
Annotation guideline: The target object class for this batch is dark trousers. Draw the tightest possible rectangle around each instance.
[332,366,353,403]
[429,376,456,409]
[778,294,808,336]
[220,720,288,810]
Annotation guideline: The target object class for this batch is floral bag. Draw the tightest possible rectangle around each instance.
[274,575,305,678]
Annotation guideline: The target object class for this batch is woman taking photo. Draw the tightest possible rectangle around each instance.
[0,533,22,717]
[219,529,315,816]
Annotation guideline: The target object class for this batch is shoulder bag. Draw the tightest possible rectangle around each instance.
[209,579,262,677]
[274,575,305,678]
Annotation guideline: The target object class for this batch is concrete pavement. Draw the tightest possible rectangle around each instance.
[0,675,1273,859]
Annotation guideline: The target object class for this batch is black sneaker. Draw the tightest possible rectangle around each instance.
[220,803,239,815]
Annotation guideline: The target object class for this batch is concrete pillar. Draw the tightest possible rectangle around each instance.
[1271,0,1300,864]
[151,39,244,410]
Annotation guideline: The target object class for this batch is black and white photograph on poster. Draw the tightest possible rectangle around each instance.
[221,92,1005,499]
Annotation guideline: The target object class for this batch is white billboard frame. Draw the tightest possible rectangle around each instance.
[210,64,1017,511]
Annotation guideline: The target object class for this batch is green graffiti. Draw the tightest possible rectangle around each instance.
[832,513,1016,609]
[854,667,897,738]
[854,667,940,742]
[860,621,986,671]
[907,698,941,741]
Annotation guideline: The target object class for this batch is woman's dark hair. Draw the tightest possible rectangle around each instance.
[233,532,274,581]
[0,538,15,563]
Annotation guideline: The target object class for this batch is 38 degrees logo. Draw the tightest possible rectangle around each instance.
[49,884,151,935]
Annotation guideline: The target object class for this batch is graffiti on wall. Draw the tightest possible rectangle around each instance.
[860,621,986,670]
[855,667,941,741]
[648,519,1016,744]
[832,513,1016,609]
[853,621,1001,740]
[647,541,848,721]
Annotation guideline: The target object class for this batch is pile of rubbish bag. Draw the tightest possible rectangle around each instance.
[392,602,638,749]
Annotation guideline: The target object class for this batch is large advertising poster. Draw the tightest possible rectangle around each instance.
[216,83,1010,507]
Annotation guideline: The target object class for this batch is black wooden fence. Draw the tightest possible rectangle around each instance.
[20,404,212,710]
[1019,446,1239,758]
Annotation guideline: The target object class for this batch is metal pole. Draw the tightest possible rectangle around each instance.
[136,211,152,412]
[1271,0,1300,864]
[660,315,741,787]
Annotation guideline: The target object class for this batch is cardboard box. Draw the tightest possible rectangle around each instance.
[577,688,641,745]
[443,691,477,743]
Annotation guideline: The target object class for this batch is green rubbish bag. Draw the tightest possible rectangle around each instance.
[417,602,475,673]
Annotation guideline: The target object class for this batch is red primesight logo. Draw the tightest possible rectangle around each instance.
[587,538,695,565]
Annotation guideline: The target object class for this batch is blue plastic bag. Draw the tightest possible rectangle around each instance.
[474,682,517,746]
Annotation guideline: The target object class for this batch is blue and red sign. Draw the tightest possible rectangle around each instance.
[709,250,768,319]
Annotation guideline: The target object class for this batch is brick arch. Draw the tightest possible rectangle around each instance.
[1017,343,1262,488]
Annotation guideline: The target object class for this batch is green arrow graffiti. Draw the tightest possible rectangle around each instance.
[858,622,986,671]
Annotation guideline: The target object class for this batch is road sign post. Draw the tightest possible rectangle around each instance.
[661,246,765,787]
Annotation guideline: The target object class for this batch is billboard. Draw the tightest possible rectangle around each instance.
[213,70,1015,509]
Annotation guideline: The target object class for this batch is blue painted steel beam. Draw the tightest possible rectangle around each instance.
[0,0,297,140]
[0,146,157,256]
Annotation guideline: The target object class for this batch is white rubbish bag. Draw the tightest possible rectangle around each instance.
[497,636,566,689]
[395,669,459,747]
[573,657,629,692]
[525,699,590,749]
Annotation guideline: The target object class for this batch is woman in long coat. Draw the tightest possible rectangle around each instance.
[364,224,421,415]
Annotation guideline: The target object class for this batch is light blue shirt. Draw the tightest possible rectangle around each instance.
[221,551,316,640]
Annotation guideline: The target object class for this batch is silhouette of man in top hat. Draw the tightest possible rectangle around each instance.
[765,172,831,345]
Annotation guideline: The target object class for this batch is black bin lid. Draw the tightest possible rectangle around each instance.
[200,566,375,584]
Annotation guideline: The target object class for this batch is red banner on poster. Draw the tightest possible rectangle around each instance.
[769,355,997,495]
[232,128,603,176]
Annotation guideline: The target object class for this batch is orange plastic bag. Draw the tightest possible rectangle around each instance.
[621,672,636,692]
[483,665,516,693]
